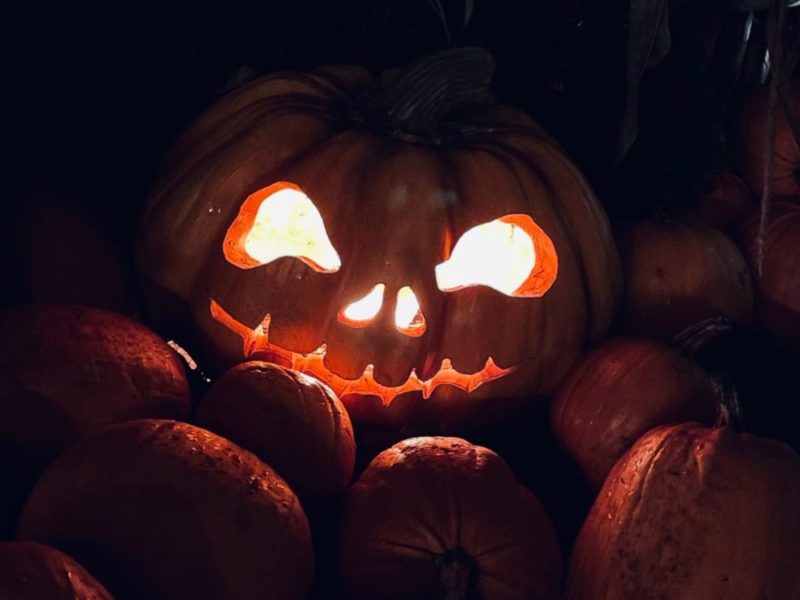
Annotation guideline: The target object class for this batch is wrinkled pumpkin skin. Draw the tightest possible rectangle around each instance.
[17,419,314,600]
[0,541,114,600]
[137,60,621,430]
[551,338,717,489]
[737,202,800,350]
[338,436,562,600]
[565,423,800,599]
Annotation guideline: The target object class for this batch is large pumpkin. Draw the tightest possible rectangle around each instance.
[551,337,717,489]
[564,423,800,599]
[137,48,620,429]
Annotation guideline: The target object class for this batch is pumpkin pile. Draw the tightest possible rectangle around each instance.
[2,45,800,600]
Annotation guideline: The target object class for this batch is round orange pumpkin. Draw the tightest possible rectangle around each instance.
[196,360,355,504]
[682,171,755,230]
[338,436,562,600]
[0,304,190,469]
[739,80,800,201]
[737,202,800,349]
[137,48,621,430]
[551,337,717,488]
[16,419,314,600]
[0,541,113,600]
[564,423,800,599]
[619,220,753,339]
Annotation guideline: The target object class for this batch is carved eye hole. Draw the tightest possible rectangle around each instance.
[338,284,385,328]
[223,181,341,272]
[435,214,558,297]
[395,286,426,337]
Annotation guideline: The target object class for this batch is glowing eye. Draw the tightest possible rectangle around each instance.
[338,284,385,327]
[223,181,341,272]
[435,214,558,297]
[395,286,426,337]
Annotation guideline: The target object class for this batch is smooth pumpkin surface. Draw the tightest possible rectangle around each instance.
[551,337,717,489]
[137,50,621,430]
[564,423,800,599]
[619,220,753,339]
[17,419,314,600]
[0,541,113,600]
[196,360,355,504]
[338,436,562,600]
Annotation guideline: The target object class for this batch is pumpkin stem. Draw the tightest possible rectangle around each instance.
[435,547,473,600]
[381,47,495,138]
[711,373,744,433]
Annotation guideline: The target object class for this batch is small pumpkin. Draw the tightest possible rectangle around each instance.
[196,360,355,504]
[619,220,753,339]
[137,48,621,430]
[739,80,800,201]
[17,419,314,600]
[338,436,562,600]
[551,337,717,489]
[0,541,113,600]
[0,304,190,469]
[737,201,800,349]
[564,423,800,599]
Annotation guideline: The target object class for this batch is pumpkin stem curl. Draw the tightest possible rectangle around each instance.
[434,547,473,600]
[381,47,495,140]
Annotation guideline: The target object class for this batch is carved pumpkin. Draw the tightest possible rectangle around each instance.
[196,360,355,504]
[338,436,562,600]
[736,202,800,349]
[619,220,753,339]
[551,337,717,489]
[564,423,800,599]
[17,419,314,600]
[0,541,113,600]
[137,48,621,429]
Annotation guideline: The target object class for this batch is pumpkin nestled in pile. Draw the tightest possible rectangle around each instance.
[338,436,562,600]
[16,419,314,600]
[564,423,800,599]
[0,304,190,470]
[196,360,355,505]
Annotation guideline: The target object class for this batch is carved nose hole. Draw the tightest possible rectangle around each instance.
[395,286,426,337]
[337,284,385,328]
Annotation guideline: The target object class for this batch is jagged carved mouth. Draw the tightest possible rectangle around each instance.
[210,299,515,406]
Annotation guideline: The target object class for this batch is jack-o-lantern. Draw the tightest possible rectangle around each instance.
[137,49,621,428]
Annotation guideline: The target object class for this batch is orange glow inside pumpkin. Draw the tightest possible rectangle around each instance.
[395,286,426,336]
[223,181,341,272]
[210,300,513,405]
[436,214,558,297]
[338,284,385,327]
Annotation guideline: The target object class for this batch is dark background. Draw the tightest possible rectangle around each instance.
[5,0,761,239]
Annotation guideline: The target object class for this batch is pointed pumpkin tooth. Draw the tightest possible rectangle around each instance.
[362,364,375,378]
[311,343,327,356]
[440,358,453,371]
